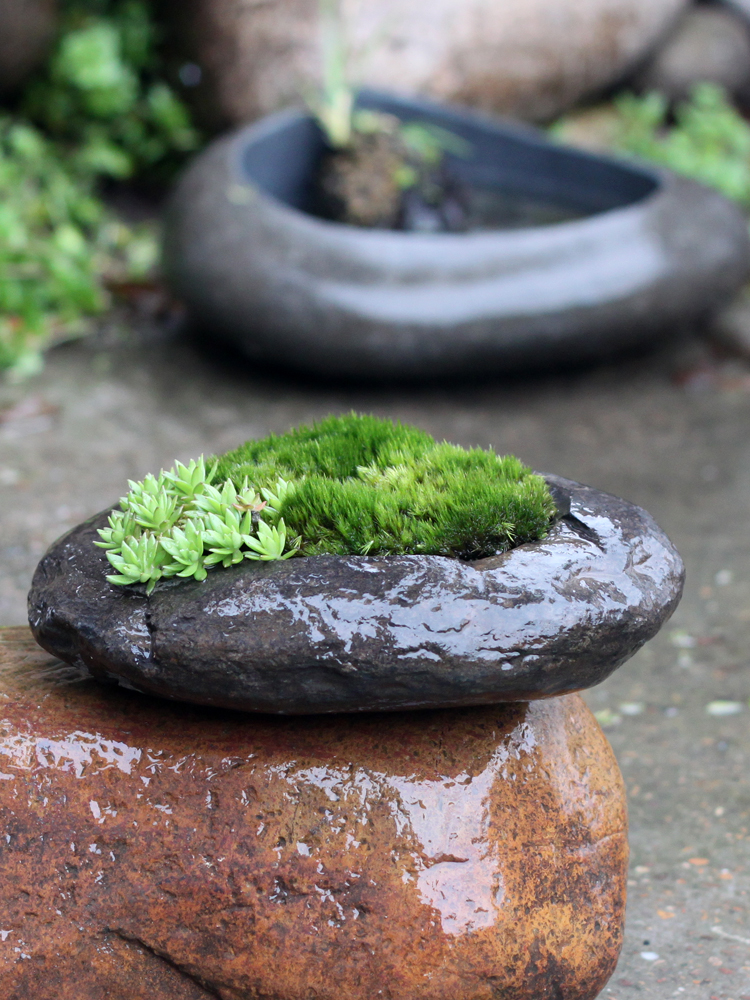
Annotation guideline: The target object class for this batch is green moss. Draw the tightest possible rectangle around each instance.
[212,413,556,559]
[98,415,557,593]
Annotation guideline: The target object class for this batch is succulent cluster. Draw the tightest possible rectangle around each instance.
[96,458,300,593]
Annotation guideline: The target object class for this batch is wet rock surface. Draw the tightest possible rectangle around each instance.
[28,476,684,714]
[0,626,627,1000]
[2,322,749,999]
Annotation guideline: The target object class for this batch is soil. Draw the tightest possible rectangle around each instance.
[313,127,587,233]
[315,128,468,232]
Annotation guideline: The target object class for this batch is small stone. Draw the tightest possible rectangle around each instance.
[0,468,20,486]
[706,700,744,716]
[619,702,645,716]
[0,627,627,1000]
[670,630,696,649]
[595,708,623,728]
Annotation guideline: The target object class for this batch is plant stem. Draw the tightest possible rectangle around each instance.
[318,0,353,148]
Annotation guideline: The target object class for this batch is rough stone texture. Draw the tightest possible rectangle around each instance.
[0,0,57,96]
[633,5,750,104]
[28,475,684,714]
[163,0,688,129]
[0,626,628,1000]
[161,94,750,381]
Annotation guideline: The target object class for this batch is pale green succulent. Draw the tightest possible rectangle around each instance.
[96,457,301,593]
[94,510,141,549]
[160,520,207,582]
[246,520,293,561]
[201,507,255,568]
[105,533,169,591]
[163,457,215,501]
[260,477,295,514]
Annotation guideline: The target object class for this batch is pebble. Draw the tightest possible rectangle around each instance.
[706,701,744,716]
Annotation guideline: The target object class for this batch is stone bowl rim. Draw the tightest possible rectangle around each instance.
[220,86,665,246]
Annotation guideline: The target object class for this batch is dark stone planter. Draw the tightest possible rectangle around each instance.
[162,89,750,381]
[28,475,684,714]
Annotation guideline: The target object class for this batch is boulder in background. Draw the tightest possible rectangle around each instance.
[162,0,689,130]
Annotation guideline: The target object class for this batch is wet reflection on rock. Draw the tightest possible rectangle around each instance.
[0,629,628,1000]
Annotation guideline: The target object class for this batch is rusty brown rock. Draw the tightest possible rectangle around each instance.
[163,0,687,129]
[0,627,627,1000]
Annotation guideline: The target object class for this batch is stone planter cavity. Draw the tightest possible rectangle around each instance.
[162,89,750,380]
[10,473,685,1000]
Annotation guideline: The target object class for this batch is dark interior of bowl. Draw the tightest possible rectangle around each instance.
[241,89,660,230]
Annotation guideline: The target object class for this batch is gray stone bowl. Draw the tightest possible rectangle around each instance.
[28,476,684,715]
[162,89,750,381]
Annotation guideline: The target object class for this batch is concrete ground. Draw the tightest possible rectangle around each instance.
[1,318,749,999]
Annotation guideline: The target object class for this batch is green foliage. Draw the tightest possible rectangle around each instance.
[598,83,750,208]
[1,0,200,377]
[98,416,556,593]
[398,121,471,167]
[0,116,158,377]
[311,0,469,180]
[23,0,200,181]
[314,0,353,148]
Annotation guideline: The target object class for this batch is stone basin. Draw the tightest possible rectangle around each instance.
[28,475,684,714]
[0,627,627,1000]
[162,88,750,381]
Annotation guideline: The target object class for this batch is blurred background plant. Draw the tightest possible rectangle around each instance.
[0,0,200,379]
[552,83,750,210]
